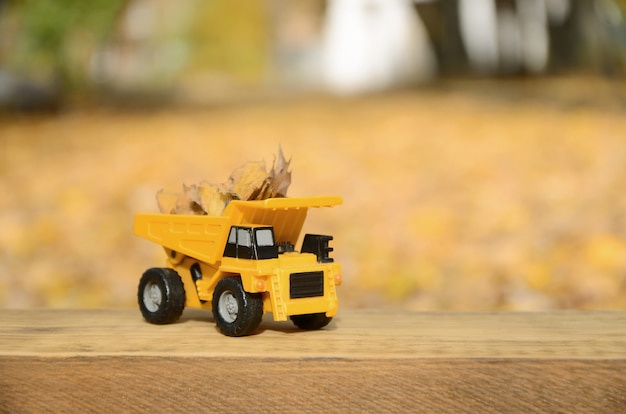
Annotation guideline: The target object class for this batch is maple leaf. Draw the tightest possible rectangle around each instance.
[270,145,291,198]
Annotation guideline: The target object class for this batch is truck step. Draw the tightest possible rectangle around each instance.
[271,275,287,321]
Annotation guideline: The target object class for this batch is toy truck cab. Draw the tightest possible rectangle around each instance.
[134,196,342,336]
[224,226,278,260]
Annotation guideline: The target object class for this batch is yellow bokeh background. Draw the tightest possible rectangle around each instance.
[1,77,626,310]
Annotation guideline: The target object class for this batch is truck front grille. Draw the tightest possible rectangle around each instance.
[290,271,324,299]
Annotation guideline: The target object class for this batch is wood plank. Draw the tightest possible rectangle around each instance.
[1,309,626,412]
[1,309,625,358]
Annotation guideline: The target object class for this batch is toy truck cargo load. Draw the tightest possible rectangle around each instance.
[134,195,342,336]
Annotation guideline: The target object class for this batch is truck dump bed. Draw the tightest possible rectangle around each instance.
[134,196,342,265]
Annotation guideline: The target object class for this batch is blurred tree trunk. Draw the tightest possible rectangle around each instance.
[416,0,470,76]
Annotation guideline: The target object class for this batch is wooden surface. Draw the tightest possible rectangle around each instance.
[1,309,626,412]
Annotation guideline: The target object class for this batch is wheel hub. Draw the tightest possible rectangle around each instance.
[143,282,162,312]
[218,291,239,323]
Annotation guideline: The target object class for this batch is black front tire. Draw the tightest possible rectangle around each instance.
[138,268,185,324]
[212,277,263,337]
[291,313,332,330]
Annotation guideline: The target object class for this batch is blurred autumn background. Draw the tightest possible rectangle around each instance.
[2,0,626,311]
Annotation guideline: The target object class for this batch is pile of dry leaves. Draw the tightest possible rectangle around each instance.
[156,147,292,216]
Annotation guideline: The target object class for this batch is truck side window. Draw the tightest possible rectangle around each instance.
[255,227,279,260]
[224,227,237,258]
[237,228,251,247]
[228,228,236,244]
[256,228,274,246]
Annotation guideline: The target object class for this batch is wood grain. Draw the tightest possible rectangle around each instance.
[1,309,625,412]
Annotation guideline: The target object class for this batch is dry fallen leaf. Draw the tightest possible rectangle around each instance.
[196,182,232,216]
[270,146,291,198]
[178,184,206,215]
[156,190,179,214]
[227,160,269,201]
[158,147,292,215]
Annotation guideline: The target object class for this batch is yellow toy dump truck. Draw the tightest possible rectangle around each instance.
[134,196,342,336]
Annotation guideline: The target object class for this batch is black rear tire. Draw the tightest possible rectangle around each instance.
[138,268,185,324]
[290,313,332,330]
[212,277,263,337]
